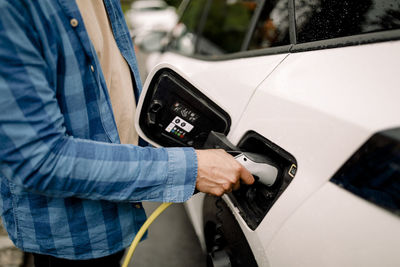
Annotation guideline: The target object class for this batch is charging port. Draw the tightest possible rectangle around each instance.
[229,131,297,230]
[202,131,297,230]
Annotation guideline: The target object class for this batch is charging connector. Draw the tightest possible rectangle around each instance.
[234,152,278,187]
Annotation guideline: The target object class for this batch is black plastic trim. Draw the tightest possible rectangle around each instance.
[288,0,297,45]
[168,44,292,61]
[291,29,400,53]
[203,195,258,266]
[331,127,400,216]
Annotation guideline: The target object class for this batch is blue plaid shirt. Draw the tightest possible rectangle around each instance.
[0,0,197,260]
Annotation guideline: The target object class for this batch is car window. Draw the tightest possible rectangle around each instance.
[295,0,400,43]
[248,0,290,50]
[197,0,258,55]
[168,0,207,55]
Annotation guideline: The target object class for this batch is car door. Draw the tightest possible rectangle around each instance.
[135,0,400,266]
[225,1,400,266]
[137,0,293,259]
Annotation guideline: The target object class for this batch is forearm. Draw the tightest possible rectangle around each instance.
[1,132,197,202]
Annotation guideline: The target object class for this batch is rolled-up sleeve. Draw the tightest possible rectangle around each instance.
[0,1,197,203]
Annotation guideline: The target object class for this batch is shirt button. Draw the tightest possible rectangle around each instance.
[90,65,95,72]
[70,18,79,27]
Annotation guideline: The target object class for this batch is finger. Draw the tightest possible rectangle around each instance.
[239,166,255,185]
[232,180,241,191]
[208,183,231,196]
[210,187,225,197]
[222,183,233,193]
[196,179,232,195]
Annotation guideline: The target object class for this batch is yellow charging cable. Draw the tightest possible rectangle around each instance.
[122,202,173,267]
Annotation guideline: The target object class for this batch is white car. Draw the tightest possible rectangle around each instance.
[126,0,178,41]
[135,0,400,266]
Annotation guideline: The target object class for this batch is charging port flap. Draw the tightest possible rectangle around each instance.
[135,67,231,148]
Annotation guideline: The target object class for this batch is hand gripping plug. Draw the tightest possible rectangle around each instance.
[233,152,278,187]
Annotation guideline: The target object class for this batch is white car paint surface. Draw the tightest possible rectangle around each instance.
[227,41,400,266]
[135,2,400,264]
[136,38,400,266]
[143,52,289,133]
[267,183,400,267]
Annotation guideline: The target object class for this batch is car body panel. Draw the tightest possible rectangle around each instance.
[135,18,400,267]
[144,51,289,134]
[138,51,288,252]
[224,40,400,266]
[161,40,399,266]
[267,182,400,267]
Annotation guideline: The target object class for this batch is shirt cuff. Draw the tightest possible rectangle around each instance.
[163,147,197,202]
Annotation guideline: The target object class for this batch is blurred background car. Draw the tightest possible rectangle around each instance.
[126,0,179,42]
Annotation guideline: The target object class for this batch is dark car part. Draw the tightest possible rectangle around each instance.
[331,127,400,216]
[204,131,297,230]
[203,195,258,267]
[138,68,231,149]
